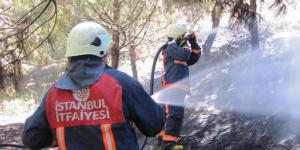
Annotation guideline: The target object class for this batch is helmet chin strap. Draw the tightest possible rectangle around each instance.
[177,36,188,47]
[179,39,187,47]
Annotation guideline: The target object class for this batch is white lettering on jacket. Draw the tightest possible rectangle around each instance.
[55,99,110,122]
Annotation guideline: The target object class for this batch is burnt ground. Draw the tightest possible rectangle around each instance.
[0,123,26,150]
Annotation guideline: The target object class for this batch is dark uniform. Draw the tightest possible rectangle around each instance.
[160,37,201,149]
[22,57,164,150]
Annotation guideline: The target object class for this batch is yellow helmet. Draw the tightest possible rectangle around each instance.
[167,23,187,39]
[66,22,112,58]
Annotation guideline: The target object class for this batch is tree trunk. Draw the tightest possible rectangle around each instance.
[129,45,138,81]
[11,63,21,92]
[0,39,8,90]
[111,33,120,69]
[10,50,21,92]
[10,31,24,92]
[110,0,121,69]
[203,0,223,55]
[0,62,5,90]
[250,0,260,51]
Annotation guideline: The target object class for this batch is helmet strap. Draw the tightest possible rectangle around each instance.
[179,39,187,47]
[178,35,187,47]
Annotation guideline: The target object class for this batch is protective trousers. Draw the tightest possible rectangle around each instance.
[159,87,186,145]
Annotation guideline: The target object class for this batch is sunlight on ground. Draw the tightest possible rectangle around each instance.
[0,99,37,125]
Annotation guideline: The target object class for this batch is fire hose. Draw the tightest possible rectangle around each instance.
[140,43,167,150]
[0,143,27,149]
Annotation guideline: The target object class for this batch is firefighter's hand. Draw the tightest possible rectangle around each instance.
[187,33,197,43]
[188,33,201,51]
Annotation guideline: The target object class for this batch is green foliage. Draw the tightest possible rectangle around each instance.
[0,0,57,93]
[201,0,215,14]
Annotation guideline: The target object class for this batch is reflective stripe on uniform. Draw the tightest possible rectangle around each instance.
[101,124,116,150]
[162,134,179,142]
[56,127,67,150]
[159,103,170,137]
[192,49,201,54]
[162,83,189,92]
[162,76,167,89]
[174,60,187,66]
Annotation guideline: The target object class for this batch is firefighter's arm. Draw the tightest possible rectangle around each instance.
[166,43,191,61]
[123,78,164,137]
[187,52,201,66]
[187,33,201,65]
[22,94,53,149]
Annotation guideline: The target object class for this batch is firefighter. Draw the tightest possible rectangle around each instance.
[22,22,164,150]
[159,23,201,150]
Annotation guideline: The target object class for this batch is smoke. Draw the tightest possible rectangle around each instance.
[152,33,300,121]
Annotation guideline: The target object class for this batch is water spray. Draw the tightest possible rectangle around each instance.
[151,34,300,120]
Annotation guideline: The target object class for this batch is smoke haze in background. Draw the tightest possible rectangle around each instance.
[152,33,300,121]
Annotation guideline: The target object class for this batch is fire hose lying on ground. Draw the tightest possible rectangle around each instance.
[0,143,27,149]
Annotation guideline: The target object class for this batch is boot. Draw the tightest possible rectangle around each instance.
[161,141,184,150]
